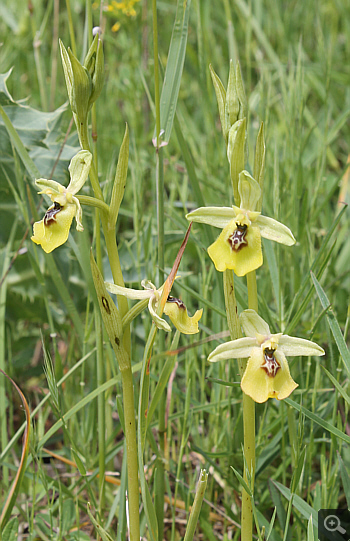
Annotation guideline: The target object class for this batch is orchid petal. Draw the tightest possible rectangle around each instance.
[186,207,236,229]
[67,150,92,194]
[72,195,84,231]
[105,282,152,300]
[255,215,296,246]
[208,337,257,362]
[148,296,171,332]
[278,335,325,357]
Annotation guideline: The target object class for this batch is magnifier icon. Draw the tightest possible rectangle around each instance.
[324,515,346,535]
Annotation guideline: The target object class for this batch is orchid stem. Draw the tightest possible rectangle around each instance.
[242,270,258,541]
[223,269,256,540]
[79,117,139,541]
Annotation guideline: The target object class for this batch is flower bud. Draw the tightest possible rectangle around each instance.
[210,60,247,145]
[68,48,92,122]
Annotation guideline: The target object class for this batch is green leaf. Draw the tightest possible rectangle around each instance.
[109,124,129,229]
[230,466,252,496]
[156,0,192,144]
[321,365,350,405]
[1,517,19,541]
[87,503,114,541]
[311,272,350,378]
[0,371,31,531]
[285,397,350,444]
[337,453,350,509]
[271,480,318,526]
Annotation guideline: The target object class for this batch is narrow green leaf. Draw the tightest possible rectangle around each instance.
[265,508,277,541]
[286,205,347,332]
[0,104,40,181]
[206,377,240,388]
[337,453,350,509]
[271,480,318,526]
[230,466,252,496]
[307,515,316,541]
[156,0,192,143]
[109,124,129,229]
[285,398,350,444]
[1,517,19,541]
[268,478,291,538]
[311,272,350,377]
[87,503,114,541]
[321,366,350,405]
[71,448,87,476]
[0,371,31,531]
[147,333,179,428]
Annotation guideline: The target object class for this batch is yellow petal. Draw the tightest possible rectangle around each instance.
[241,347,298,403]
[164,298,202,335]
[207,218,263,276]
[31,203,76,253]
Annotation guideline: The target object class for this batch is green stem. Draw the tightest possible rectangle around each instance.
[79,119,138,538]
[223,269,256,541]
[242,270,258,541]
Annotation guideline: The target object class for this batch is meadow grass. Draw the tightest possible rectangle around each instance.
[0,0,350,539]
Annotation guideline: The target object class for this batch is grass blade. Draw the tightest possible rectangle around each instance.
[156,0,192,144]
[311,272,350,377]
[0,371,31,531]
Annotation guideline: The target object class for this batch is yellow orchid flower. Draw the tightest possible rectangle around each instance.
[31,151,92,253]
[186,170,296,276]
[208,309,325,403]
[105,279,202,335]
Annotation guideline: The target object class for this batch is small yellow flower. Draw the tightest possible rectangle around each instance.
[208,309,325,403]
[31,151,92,253]
[105,279,203,335]
[186,170,296,276]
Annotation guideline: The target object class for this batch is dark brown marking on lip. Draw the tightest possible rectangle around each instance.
[261,347,280,377]
[167,295,185,310]
[228,223,248,252]
[44,201,62,226]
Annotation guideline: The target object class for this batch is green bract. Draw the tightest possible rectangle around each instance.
[60,36,104,123]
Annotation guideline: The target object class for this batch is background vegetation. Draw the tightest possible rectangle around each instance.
[1,0,350,539]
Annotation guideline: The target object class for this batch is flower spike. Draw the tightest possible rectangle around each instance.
[208,309,324,403]
[31,151,92,253]
[187,170,296,276]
